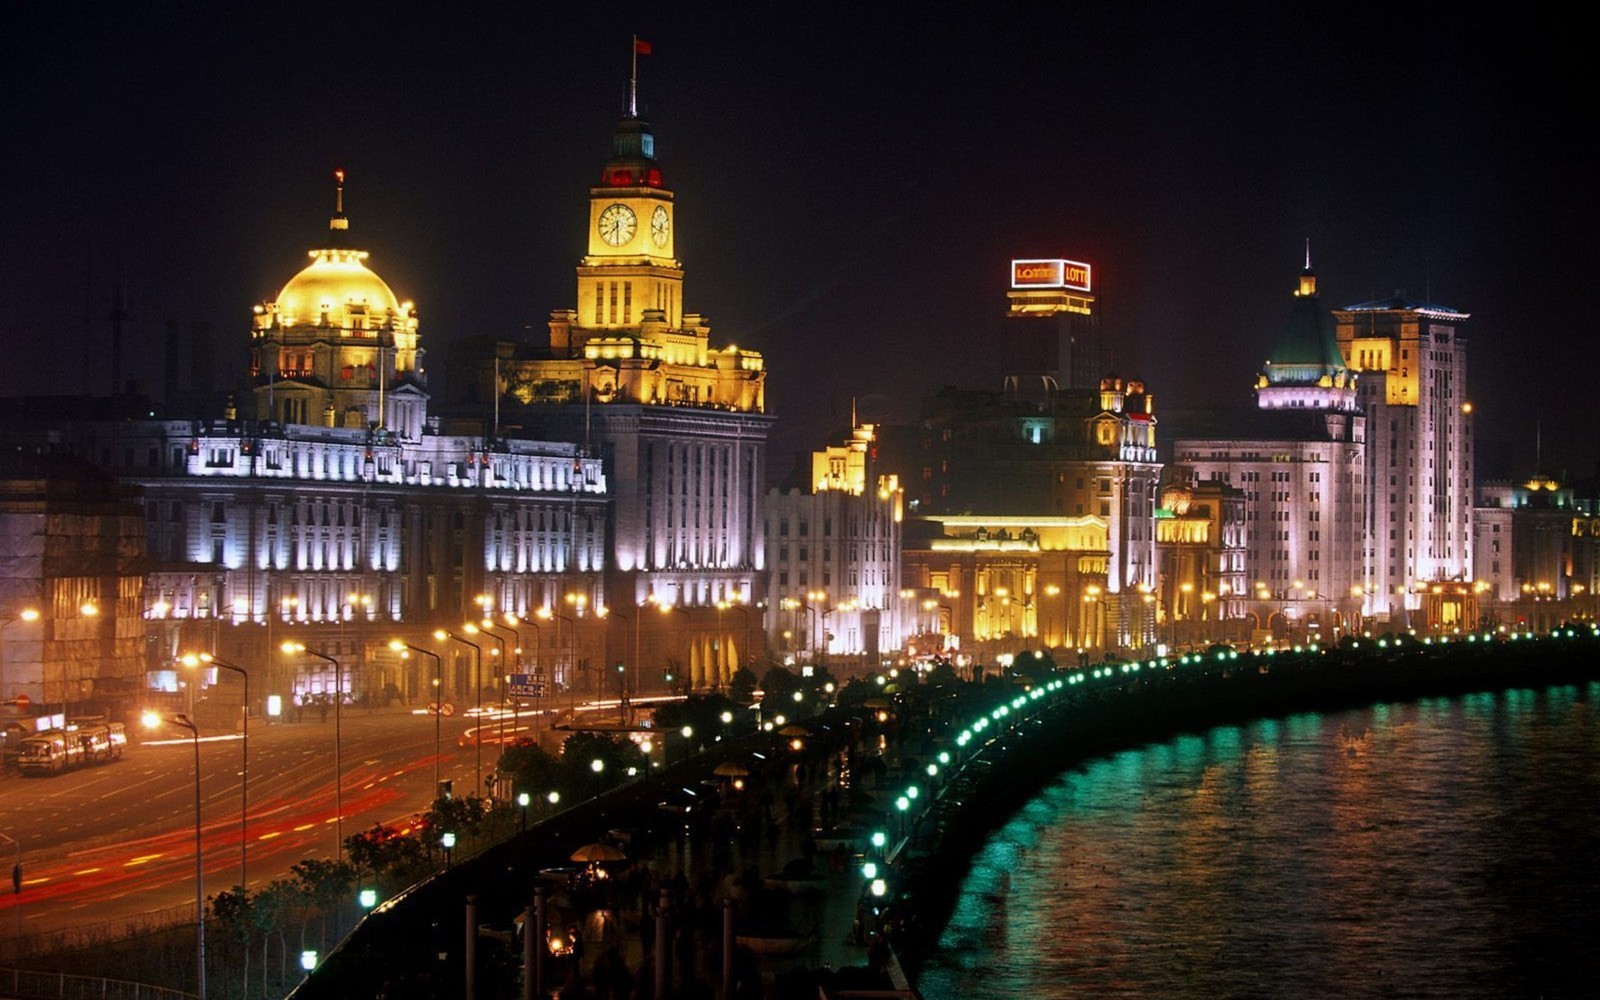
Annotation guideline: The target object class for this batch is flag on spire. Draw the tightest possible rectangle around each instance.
[629,36,653,118]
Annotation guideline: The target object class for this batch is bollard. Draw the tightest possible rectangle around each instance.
[465,895,477,1000]
[534,887,547,997]
[722,897,736,1000]
[654,888,670,999]
[522,901,536,1000]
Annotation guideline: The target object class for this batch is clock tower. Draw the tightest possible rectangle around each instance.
[579,116,682,331]
[479,93,772,692]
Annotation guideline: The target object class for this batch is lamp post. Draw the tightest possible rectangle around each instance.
[565,591,591,702]
[714,599,753,690]
[538,608,576,715]
[1,607,40,715]
[601,607,639,725]
[466,623,506,751]
[143,710,205,1000]
[805,590,827,668]
[282,643,344,860]
[438,630,480,796]
[266,596,298,699]
[187,652,249,891]
[344,592,373,706]
[437,630,483,799]
[656,602,689,690]
[480,618,521,742]
[506,613,538,735]
[391,641,443,795]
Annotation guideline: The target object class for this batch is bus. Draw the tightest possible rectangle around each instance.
[17,720,126,776]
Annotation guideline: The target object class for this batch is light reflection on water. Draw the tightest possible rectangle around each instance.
[921,683,1600,999]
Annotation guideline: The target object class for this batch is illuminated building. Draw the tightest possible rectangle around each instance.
[1334,290,1473,617]
[455,101,771,690]
[902,514,1112,656]
[1153,476,1248,645]
[1005,257,1102,392]
[0,180,609,707]
[0,452,145,720]
[1174,261,1368,638]
[888,369,1162,654]
[1473,474,1597,630]
[250,172,426,438]
[766,422,904,668]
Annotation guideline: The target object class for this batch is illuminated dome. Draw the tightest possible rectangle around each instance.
[273,248,403,328]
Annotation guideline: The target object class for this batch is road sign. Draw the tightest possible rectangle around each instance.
[509,674,545,698]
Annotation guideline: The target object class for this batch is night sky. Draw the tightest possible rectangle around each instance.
[2,4,1591,480]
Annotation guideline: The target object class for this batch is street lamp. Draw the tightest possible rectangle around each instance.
[437,630,483,799]
[480,618,522,744]
[1,607,40,713]
[142,710,205,1000]
[185,652,249,891]
[465,622,506,750]
[391,640,443,795]
[506,612,538,735]
[538,607,576,713]
[599,607,639,724]
[282,642,345,860]
[805,590,827,667]
[720,597,753,685]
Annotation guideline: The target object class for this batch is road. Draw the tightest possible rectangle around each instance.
[0,705,512,937]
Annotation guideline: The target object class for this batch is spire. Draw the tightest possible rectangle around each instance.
[1296,240,1317,298]
[330,169,349,237]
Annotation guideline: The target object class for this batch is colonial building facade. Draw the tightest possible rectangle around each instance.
[1175,264,1369,637]
[765,423,904,669]
[452,108,772,690]
[891,374,1161,655]
[1,183,610,711]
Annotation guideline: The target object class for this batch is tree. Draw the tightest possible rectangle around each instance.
[291,858,357,951]
[420,795,488,854]
[252,879,299,995]
[498,740,571,804]
[561,731,647,796]
[836,675,878,706]
[653,693,741,741]
[728,666,758,705]
[208,885,252,998]
[345,822,431,889]
[760,665,798,701]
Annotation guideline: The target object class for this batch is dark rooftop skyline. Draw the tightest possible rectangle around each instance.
[2,4,1593,478]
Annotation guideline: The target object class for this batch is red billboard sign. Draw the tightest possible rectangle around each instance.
[1011,258,1092,292]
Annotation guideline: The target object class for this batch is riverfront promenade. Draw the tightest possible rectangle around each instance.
[293,626,1600,999]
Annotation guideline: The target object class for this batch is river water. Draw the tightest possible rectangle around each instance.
[919,682,1600,999]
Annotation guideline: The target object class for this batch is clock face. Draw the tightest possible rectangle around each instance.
[651,206,670,248]
[598,203,637,246]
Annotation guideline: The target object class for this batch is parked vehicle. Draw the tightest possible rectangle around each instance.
[17,720,126,776]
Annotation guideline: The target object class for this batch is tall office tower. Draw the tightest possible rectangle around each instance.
[1334,292,1472,619]
[1005,257,1101,392]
